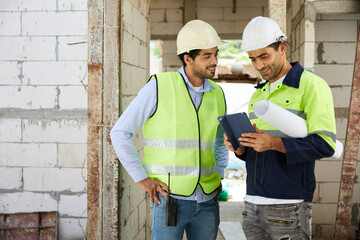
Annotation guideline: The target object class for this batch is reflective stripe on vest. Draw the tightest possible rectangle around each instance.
[144,138,215,151]
[143,164,217,177]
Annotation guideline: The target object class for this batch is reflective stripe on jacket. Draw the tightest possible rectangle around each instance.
[143,72,226,196]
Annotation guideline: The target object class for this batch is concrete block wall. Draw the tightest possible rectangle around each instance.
[312,12,360,239]
[150,0,268,72]
[0,0,88,239]
[120,0,151,239]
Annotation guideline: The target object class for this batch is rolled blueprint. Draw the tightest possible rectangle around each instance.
[253,100,343,159]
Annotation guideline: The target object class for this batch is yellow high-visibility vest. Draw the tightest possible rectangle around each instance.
[143,72,226,196]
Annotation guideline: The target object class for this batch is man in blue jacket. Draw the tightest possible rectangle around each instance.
[224,16,336,239]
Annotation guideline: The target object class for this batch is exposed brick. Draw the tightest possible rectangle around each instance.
[40,212,57,227]
[4,213,39,228]
[4,229,39,239]
[40,228,56,240]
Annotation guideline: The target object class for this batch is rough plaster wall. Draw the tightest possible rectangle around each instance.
[312,13,360,239]
[120,0,151,239]
[0,0,88,239]
[150,0,268,72]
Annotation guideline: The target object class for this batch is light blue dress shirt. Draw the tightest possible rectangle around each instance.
[110,66,228,202]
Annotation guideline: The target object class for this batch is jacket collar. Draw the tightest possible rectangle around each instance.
[255,62,304,89]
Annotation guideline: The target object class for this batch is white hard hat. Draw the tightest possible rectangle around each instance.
[239,16,287,52]
[176,20,226,55]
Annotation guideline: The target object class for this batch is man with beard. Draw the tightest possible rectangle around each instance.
[224,16,336,239]
[110,20,228,240]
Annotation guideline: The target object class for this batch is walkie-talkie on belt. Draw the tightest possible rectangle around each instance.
[166,173,178,226]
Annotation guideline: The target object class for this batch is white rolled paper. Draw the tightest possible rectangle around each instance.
[253,100,343,159]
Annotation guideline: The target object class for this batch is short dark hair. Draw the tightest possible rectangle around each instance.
[177,49,201,66]
[267,40,291,51]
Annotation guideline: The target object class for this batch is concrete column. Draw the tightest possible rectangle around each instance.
[268,0,286,33]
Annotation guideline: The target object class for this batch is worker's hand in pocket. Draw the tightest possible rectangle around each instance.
[224,133,245,155]
[138,178,169,204]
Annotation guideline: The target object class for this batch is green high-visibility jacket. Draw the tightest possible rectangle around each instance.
[248,67,336,149]
[143,72,226,196]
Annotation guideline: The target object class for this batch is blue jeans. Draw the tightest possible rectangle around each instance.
[151,194,220,240]
[242,201,312,240]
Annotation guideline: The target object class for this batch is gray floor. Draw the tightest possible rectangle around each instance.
[218,201,246,239]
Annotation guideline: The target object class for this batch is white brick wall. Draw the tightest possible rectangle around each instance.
[59,194,87,217]
[22,12,88,36]
[0,86,57,109]
[0,118,22,142]
[0,0,57,11]
[0,0,88,238]
[0,167,22,190]
[58,218,87,240]
[0,12,21,35]
[23,168,87,192]
[22,119,87,143]
[0,37,56,60]
[58,143,87,168]
[0,62,22,85]
[22,61,88,86]
[0,143,57,167]
[0,192,58,213]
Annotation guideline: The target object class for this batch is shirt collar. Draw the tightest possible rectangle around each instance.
[255,62,304,89]
[177,66,215,92]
